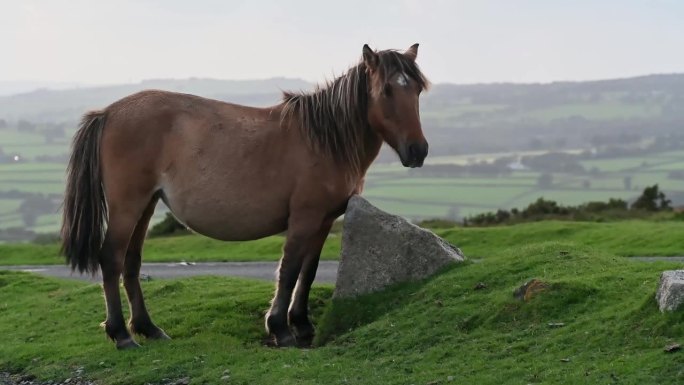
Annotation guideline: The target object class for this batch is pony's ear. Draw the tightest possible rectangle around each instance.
[404,43,419,61]
[362,44,379,71]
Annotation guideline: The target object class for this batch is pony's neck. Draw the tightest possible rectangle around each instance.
[357,132,383,176]
[281,63,379,177]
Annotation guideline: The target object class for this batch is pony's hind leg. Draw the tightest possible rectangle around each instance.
[123,195,170,340]
[100,208,142,349]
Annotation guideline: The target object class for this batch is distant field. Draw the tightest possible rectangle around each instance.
[422,103,506,122]
[373,177,536,187]
[8,143,70,157]
[1,181,65,194]
[0,162,66,173]
[421,99,663,126]
[1,129,46,145]
[525,101,661,122]
[425,149,585,166]
[3,147,684,234]
[364,185,530,206]
[651,161,684,171]
[0,171,64,181]
[0,199,21,213]
[512,189,635,206]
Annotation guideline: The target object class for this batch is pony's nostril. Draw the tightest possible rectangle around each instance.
[409,144,419,159]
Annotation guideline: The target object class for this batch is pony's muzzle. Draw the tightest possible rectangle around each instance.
[400,140,428,168]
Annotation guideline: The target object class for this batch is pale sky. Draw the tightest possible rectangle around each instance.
[1,0,683,85]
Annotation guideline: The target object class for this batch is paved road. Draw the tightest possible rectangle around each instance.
[1,257,682,284]
[629,256,684,263]
[0,261,340,283]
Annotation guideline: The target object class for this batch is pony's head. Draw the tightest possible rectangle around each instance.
[363,44,430,168]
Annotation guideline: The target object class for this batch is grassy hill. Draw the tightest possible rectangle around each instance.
[1,220,683,384]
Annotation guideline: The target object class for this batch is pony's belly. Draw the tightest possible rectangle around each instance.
[181,205,287,241]
[161,190,289,241]
[188,216,287,241]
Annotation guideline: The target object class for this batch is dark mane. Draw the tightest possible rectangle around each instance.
[281,49,429,174]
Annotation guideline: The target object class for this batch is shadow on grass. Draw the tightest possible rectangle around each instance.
[314,263,465,346]
[629,292,684,337]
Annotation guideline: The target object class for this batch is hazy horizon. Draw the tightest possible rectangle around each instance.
[4,0,684,241]
[2,0,684,87]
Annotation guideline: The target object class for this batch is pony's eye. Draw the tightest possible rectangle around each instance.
[383,83,393,97]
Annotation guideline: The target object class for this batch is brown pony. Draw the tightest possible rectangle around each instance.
[61,44,429,349]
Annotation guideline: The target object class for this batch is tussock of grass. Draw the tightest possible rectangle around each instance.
[1,241,683,384]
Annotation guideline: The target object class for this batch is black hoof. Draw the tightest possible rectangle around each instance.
[147,329,171,340]
[116,337,141,350]
[295,334,314,348]
[274,333,297,348]
[130,320,171,340]
[139,326,171,340]
[292,326,315,348]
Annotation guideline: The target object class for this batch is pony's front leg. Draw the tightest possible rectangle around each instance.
[287,219,333,347]
[265,213,326,347]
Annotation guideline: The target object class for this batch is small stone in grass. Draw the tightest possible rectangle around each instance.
[474,282,487,290]
[514,279,550,301]
[656,270,684,312]
[664,343,681,353]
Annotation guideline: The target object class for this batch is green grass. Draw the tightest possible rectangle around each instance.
[3,220,684,266]
[1,240,683,384]
[446,220,684,257]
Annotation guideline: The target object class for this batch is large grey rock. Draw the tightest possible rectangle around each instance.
[656,270,684,312]
[333,196,465,298]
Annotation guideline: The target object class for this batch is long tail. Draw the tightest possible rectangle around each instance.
[61,111,107,274]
